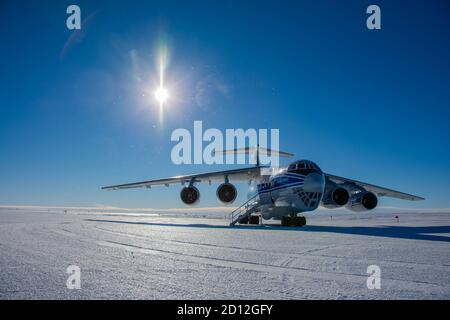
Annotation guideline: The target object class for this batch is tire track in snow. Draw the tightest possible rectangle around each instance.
[96,239,448,294]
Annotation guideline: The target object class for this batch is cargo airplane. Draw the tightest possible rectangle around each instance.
[102,147,424,227]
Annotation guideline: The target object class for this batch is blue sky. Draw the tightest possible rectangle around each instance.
[1,0,449,209]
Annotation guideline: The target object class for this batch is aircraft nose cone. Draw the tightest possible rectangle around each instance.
[303,173,325,192]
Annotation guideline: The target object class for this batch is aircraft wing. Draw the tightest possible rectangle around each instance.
[102,166,268,190]
[325,173,425,201]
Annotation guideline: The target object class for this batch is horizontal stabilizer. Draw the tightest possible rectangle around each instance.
[214,145,293,166]
[214,146,294,157]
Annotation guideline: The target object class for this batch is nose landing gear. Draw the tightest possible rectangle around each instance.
[281,216,306,227]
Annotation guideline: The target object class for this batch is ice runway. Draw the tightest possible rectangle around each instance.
[0,207,449,299]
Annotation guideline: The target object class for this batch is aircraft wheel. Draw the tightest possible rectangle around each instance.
[294,216,306,227]
[281,216,306,227]
[248,215,260,225]
[281,216,292,227]
[239,216,249,224]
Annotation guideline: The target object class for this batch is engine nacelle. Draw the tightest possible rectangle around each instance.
[321,186,349,208]
[216,183,237,204]
[346,191,378,212]
[180,186,200,205]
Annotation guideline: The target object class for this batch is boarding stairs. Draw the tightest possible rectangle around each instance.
[230,194,260,226]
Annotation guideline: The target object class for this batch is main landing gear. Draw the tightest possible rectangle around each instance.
[238,215,261,225]
[281,216,306,227]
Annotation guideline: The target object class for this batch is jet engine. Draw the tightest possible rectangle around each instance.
[216,183,237,204]
[321,185,349,208]
[346,191,378,212]
[180,186,200,205]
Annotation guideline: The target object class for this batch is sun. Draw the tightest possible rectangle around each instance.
[155,86,169,104]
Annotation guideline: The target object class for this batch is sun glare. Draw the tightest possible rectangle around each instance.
[153,44,170,124]
[155,86,169,104]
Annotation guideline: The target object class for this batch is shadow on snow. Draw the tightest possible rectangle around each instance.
[84,219,450,243]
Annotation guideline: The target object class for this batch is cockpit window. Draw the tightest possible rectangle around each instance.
[287,160,322,175]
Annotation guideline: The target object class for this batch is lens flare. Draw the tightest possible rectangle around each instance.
[155,87,169,104]
[155,45,169,124]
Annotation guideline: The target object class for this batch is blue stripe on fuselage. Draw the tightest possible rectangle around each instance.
[257,172,306,194]
[258,180,304,194]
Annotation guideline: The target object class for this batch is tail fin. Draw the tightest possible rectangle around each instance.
[215,145,294,166]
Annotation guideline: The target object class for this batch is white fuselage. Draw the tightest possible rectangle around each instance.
[256,166,326,220]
